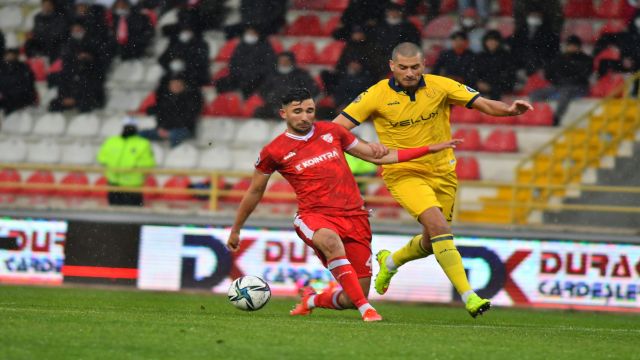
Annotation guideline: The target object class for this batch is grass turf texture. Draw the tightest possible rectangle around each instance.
[1,286,638,360]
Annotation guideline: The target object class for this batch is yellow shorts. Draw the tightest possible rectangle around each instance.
[382,169,458,221]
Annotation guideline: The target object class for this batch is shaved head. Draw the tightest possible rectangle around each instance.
[391,42,423,61]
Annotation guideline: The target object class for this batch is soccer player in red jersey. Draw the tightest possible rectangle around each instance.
[226,88,461,322]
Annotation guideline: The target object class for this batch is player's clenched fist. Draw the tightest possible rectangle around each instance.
[227,231,240,252]
[368,143,389,158]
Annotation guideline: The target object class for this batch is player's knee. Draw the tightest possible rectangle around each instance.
[313,231,344,258]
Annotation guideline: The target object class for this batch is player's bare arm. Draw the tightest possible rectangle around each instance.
[347,139,463,165]
[333,114,389,158]
[227,170,271,251]
[471,97,534,116]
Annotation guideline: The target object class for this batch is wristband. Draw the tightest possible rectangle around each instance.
[397,146,430,162]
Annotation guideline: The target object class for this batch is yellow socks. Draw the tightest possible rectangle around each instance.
[389,234,433,270]
[431,234,472,295]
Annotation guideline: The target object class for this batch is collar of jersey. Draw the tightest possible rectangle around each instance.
[388,76,426,93]
[285,125,315,141]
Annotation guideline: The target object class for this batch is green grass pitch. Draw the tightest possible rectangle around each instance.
[1,285,638,360]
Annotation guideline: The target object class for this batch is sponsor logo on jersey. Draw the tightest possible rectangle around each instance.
[294,150,340,172]
[283,151,296,160]
[255,156,260,166]
[388,110,438,128]
[465,86,478,93]
[321,134,334,143]
[387,100,400,106]
[352,90,367,103]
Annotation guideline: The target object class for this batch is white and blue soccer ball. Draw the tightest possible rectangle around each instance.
[227,275,271,311]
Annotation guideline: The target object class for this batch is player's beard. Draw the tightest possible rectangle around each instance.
[291,121,312,135]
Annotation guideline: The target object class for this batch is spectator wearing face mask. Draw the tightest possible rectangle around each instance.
[73,0,116,61]
[57,20,110,78]
[594,10,640,75]
[509,10,560,75]
[214,26,276,97]
[404,0,441,23]
[457,8,487,53]
[49,48,106,112]
[159,24,210,86]
[458,0,491,24]
[333,59,375,109]
[475,30,515,101]
[25,0,69,60]
[373,3,422,57]
[433,31,477,86]
[110,0,153,60]
[0,49,37,115]
[253,52,319,119]
[514,0,563,35]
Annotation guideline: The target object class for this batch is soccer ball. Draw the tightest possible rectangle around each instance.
[227,275,271,311]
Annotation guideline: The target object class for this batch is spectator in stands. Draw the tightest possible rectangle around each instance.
[509,9,560,75]
[433,31,476,86]
[404,0,441,22]
[458,8,487,53]
[159,23,210,86]
[373,3,422,57]
[594,10,640,75]
[162,0,228,36]
[332,0,389,41]
[333,59,375,110]
[110,0,154,60]
[49,46,105,113]
[141,76,203,147]
[514,0,563,35]
[24,0,69,60]
[530,35,592,126]
[0,49,37,115]
[214,26,276,97]
[345,153,378,195]
[97,117,156,207]
[475,30,515,100]
[223,0,286,39]
[254,52,319,119]
[458,0,490,23]
[73,0,115,60]
[58,20,111,77]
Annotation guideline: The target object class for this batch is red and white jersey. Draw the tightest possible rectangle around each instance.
[255,121,367,217]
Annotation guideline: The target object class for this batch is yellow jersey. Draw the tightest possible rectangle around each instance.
[342,74,479,174]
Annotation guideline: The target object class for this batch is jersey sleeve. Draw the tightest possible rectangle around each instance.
[254,147,278,175]
[440,76,481,108]
[340,86,379,126]
[333,123,359,150]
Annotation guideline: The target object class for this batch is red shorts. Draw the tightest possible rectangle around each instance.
[293,213,372,278]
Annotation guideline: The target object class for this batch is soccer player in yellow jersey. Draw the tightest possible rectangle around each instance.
[333,42,533,317]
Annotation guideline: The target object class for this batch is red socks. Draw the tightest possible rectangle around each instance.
[326,256,368,309]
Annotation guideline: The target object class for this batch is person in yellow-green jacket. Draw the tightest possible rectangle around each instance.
[97,117,156,206]
[345,153,378,195]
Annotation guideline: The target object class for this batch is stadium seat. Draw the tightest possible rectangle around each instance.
[24,170,55,196]
[205,93,242,116]
[143,175,159,201]
[0,168,22,196]
[316,41,346,66]
[286,14,323,36]
[498,0,513,16]
[27,139,61,164]
[91,175,108,198]
[221,178,251,203]
[0,138,28,162]
[150,142,165,165]
[2,110,33,135]
[235,119,271,146]
[270,121,287,139]
[0,6,23,29]
[324,0,349,11]
[314,74,325,92]
[198,145,233,170]
[564,0,594,18]
[163,143,199,169]
[48,58,63,74]
[593,47,621,72]
[26,57,48,82]
[424,44,443,68]
[292,0,326,10]
[423,15,456,39]
[317,96,335,109]
[197,118,237,145]
[215,39,239,62]
[450,106,481,123]
[161,175,192,201]
[58,172,90,197]
[263,179,296,204]
[241,94,265,117]
[451,128,481,151]
[518,71,551,96]
[32,113,66,136]
[455,156,480,180]
[367,185,402,216]
[322,14,342,36]
[518,103,554,126]
[112,61,145,84]
[480,112,517,125]
[495,20,515,38]
[483,129,518,152]
[99,116,123,138]
[212,66,230,82]
[67,113,100,137]
[439,0,457,13]
[269,37,284,54]
[231,148,259,172]
[597,20,626,39]
[563,20,595,44]
[594,0,626,19]
[289,41,318,65]
[61,141,95,165]
[138,91,157,113]
[144,64,163,85]
[408,16,423,32]
[590,72,625,98]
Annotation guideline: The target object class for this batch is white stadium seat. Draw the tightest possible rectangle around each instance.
[151,142,165,165]
[144,64,164,85]
[27,139,61,164]
[198,145,232,170]
[197,118,236,145]
[0,138,27,162]
[2,110,33,135]
[66,113,100,137]
[163,142,198,168]
[61,141,95,165]
[269,121,287,139]
[32,113,66,136]
[112,61,145,84]
[99,116,123,138]
[0,6,24,29]
[231,148,259,172]
[234,119,270,146]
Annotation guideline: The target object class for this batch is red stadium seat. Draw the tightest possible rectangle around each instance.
[424,44,443,67]
[322,14,342,36]
[450,106,481,124]
[317,96,335,108]
[268,37,284,54]
[215,39,239,62]
[368,185,401,209]
[140,8,158,27]
[597,20,626,39]
[91,175,108,198]
[286,14,323,36]
[594,0,626,19]
[241,94,265,117]
[24,170,55,196]
[455,156,480,180]
[59,172,90,197]
[439,0,457,13]
[205,93,243,116]
[212,66,230,82]
[451,128,481,151]
[143,175,158,202]
[517,103,554,126]
[564,0,594,18]
[316,41,345,66]
[289,41,318,65]
[221,178,251,203]
[161,175,192,201]
[498,0,512,16]
[408,16,423,32]
[593,46,621,72]
[26,57,47,82]
[314,74,325,92]
[518,71,551,96]
[590,72,625,98]
[48,58,63,74]
[483,129,518,152]
[480,112,517,125]
[562,20,595,44]
[137,91,156,113]
[496,20,515,38]
[324,0,348,11]
[423,15,456,39]
[292,0,326,10]
[263,179,296,204]
[0,168,21,194]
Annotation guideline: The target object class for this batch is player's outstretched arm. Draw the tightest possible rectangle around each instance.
[347,139,463,165]
[471,97,534,116]
[227,170,271,252]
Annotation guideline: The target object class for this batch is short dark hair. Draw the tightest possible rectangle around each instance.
[281,88,312,106]
[391,42,423,60]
